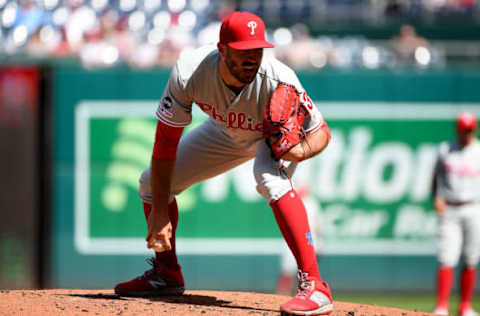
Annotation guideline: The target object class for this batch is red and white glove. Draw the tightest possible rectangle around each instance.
[263,83,305,160]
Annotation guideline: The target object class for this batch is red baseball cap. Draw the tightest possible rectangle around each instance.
[457,112,478,131]
[219,11,274,50]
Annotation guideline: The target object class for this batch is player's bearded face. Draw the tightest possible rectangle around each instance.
[225,47,263,84]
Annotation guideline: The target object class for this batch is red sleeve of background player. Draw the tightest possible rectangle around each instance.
[152,120,184,161]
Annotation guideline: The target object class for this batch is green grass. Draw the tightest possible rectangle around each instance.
[333,293,480,314]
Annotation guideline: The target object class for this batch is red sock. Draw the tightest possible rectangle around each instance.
[142,200,180,269]
[459,267,477,312]
[270,190,321,281]
[436,265,454,309]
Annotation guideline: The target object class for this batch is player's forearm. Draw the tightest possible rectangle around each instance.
[151,158,175,215]
[150,120,184,215]
[301,128,330,160]
[283,128,330,162]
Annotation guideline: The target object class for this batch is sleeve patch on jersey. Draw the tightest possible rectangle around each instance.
[155,93,192,127]
[159,96,174,118]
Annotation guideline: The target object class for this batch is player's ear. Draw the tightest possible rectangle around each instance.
[217,43,226,59]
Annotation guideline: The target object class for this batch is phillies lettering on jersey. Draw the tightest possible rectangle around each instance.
[197,102,263,132]
[155,45,325,146]
[444,163,480,176]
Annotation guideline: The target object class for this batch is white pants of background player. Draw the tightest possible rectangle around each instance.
[437,202,480,268]
[138,118,299,209]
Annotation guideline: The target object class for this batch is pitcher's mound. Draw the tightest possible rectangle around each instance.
[0,289,435,315]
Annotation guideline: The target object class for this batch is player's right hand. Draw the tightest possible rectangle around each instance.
[434,196,447,214]
[146,206,172,252]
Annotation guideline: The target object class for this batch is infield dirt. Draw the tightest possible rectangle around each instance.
[0,289,435,315]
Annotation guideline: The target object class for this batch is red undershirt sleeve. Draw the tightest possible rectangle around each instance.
[152,120,184,161]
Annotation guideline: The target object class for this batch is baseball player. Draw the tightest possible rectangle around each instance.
[432,112,480,316]
[113,11,333,316]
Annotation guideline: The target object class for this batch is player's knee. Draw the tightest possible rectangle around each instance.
[138,167,152,204]
[253,165,292,203]
[139,166,151,184]
[438,254,459,268]
[138,166,177,204]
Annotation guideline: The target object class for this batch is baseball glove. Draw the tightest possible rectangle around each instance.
[263,83,306,160]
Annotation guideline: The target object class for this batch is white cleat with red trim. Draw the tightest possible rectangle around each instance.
[280,271,333,316]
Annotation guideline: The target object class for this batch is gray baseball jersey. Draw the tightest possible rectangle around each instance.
[139,46,327,205]
[155,45,324,149]
[434,139,480,203]
[434,139,480,267]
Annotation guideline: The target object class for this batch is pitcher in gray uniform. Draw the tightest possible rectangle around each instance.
[114,11,333,316]
[432,112,480,316]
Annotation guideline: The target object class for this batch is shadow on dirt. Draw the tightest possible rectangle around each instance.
[58,293,127,300]
[149,294,279,313]
[56,292,278,313]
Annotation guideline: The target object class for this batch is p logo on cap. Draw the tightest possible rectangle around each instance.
[247,21,257,35]
[219,11,274,50]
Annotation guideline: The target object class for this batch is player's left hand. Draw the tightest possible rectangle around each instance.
[281,142,306,162]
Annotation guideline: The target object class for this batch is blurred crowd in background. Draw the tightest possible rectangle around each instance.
[0,0,479,69]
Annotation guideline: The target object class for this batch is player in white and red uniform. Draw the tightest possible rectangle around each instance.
[432,112,480,316]
[114,11,333,315]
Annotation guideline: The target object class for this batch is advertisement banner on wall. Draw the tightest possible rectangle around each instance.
[74,101,480,256]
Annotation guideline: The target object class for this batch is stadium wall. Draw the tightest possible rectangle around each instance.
[51,64,480,292]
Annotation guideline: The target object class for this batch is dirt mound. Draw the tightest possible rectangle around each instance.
[0,289,434,315]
